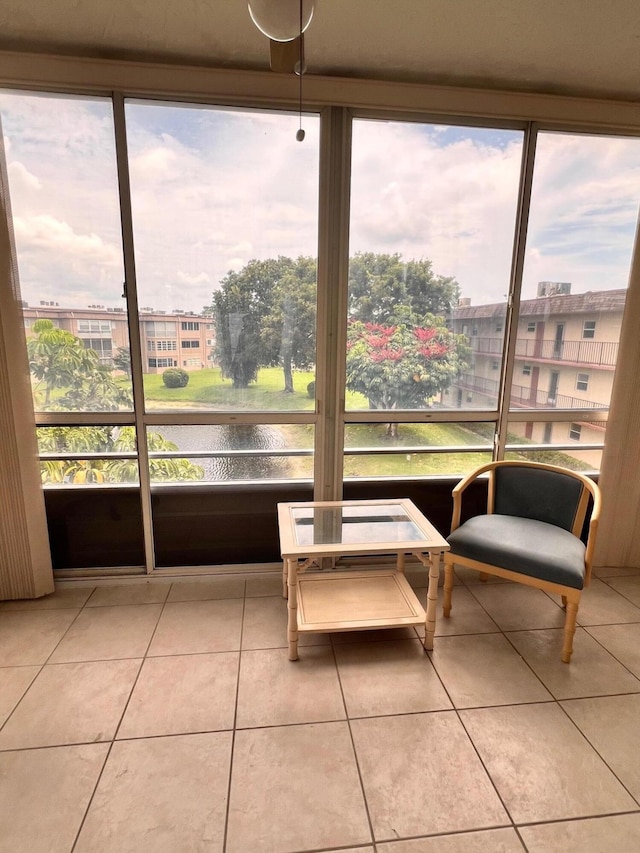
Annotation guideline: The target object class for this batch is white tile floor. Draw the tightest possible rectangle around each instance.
[2,565,640,852]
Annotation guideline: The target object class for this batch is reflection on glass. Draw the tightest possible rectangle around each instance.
[343,422,493,478]
[147,424,314,483]
[125,101,320,413]
[292,504,424,546]
[0,91,132,413]
[347,119,523,412]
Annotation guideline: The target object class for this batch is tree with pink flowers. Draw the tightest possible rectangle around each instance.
[345,309,469,413]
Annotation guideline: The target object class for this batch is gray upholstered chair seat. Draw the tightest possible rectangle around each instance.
[447,514,587,589]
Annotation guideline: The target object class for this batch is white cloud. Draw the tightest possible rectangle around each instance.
[176,270,211,285]
[8,160,41,190]
[1,91,640,316]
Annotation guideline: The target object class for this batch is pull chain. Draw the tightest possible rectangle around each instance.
[296,0,305,141]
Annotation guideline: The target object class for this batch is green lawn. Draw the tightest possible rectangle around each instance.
[143,367,371,410]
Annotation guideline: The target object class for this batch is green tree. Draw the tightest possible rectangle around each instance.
[260,257,317,393]
[347,253,460,323]
[37,426,204,484]
[113,346,132,378]
[27,319,131,411]
[213,256,316,392]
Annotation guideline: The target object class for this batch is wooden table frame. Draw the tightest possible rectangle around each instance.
[277,499,450,661]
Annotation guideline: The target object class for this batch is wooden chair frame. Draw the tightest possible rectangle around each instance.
[443,460,601,663]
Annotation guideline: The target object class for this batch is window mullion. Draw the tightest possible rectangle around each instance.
[314,106,352,500]
[495,122,538,459]
[112,91,156,574]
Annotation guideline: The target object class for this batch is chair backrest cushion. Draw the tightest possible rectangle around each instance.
[493,465,583,531]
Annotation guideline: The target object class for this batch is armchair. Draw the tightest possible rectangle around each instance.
[443,460,601,663]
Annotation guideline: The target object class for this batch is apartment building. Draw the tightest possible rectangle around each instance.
[22,303,216,374]
[447,283,622,465]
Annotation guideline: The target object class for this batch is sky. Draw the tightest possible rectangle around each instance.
[1,90,640,314]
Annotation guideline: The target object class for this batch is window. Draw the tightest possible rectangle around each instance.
[576,372,589,391]
[148,357,177,368]
[3,86,639,575]
[81,338,113,360]
[145,321,177,336]
[77,319,112,334]
[147,340,177,351]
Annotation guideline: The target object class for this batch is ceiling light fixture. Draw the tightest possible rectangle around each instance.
[248,0,316,142]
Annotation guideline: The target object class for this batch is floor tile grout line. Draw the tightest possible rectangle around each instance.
[221,578,246,853]
[555,697,640,810]
[329,637,379,853]
[0,590,97,738]
[69,739,115,853]
[581,625,640,682]
[110,586,170,743]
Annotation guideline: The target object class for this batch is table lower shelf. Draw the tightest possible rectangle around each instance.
[295,569,426,634]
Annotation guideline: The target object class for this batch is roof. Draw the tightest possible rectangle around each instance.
[452,289,627,320]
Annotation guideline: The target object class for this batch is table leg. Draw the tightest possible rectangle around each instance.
[282,559,288,598]
[286,557,299,661]
[396,551,405,573]
[424,550,442,651]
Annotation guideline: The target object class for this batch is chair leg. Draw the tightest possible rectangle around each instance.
[478,572,489,582]
[561,595,567,608]
[443,564,455,617]
[561,601,579,663]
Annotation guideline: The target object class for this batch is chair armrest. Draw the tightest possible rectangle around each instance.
[450,462,494,533]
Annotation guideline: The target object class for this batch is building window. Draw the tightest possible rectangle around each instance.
[569,423,582,441]
[147,340,177,351]
[461,324,469,335]
[181,340,200,349]
[148,357,177,368]
[522,364,532,376]
[181,321,200,331]
[145,321,176,336]
[492,361,499,370]
[527,322,536,332]
[495,321,503,332]
[576,372,589,391]
[472,326,478,336]
[77,319,112,333]
[81,338,113,360]
[583,320,596,339]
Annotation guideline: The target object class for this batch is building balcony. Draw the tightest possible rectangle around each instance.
[468,337,618,368]
[455,374,607,409]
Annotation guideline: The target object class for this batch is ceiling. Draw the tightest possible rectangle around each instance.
[1,0,639,101]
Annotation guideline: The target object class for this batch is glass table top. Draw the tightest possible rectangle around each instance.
[291,502,425,547]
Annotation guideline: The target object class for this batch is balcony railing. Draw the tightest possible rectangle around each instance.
[468,336,618,366]
[510,384,608,410]
[454,374,607,410]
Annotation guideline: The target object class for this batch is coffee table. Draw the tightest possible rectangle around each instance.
[277,498,450,660]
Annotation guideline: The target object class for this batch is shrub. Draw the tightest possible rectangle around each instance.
[307,380,315,399]
[162,368,190,388]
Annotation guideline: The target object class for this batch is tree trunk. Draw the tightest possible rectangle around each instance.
[283,358,294,393]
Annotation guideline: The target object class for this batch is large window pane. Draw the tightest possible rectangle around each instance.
[125,102,320,413]
[510,133,640,433]
[344,422,493,478]
[148,424,313,483]
[36,426,139,485]
[348,120,524,413]
[0,91,132,412]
